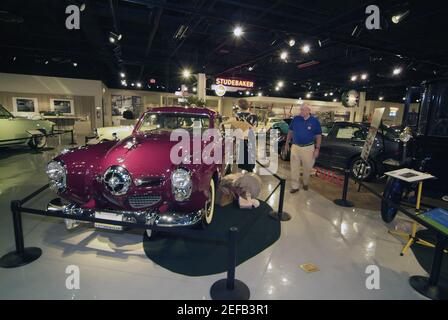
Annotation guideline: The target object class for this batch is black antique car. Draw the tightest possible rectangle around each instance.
[276,121,402,181]
[381,79,448,222]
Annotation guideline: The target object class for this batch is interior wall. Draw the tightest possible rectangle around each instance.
[365,100,419,126]
[0,73,103,129]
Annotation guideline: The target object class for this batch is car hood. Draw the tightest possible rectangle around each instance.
[100,130,194,178]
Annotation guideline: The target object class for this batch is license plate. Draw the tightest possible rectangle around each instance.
[94,211,123,231]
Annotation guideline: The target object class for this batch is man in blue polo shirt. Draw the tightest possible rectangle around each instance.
[284,105,322,193]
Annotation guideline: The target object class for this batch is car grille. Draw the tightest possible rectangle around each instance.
[129,195,161,209]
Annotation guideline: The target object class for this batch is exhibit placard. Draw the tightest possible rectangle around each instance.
[361,107,385,161]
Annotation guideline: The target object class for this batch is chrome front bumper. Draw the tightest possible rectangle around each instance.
[47,198,204,229]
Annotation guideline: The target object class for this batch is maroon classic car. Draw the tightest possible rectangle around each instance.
[46,107,224,238]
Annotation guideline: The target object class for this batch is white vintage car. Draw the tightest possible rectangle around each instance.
[87,125,134,144]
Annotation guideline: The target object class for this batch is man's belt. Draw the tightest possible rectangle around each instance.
[293,142,315,147]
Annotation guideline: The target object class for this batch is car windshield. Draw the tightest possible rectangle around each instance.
[137,112,211,132]
[0,105,13,119]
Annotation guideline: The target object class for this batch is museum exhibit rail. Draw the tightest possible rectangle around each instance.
[256,160,291,222]
[334,169,448,300]
[0,184,251,300]
[0,129,77,146]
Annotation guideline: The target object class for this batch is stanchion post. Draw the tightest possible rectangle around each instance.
[70,130,76,145]
[0,201,42,268]
[210,227,250,300]
[268,178,291,221]
[333,169,354,208]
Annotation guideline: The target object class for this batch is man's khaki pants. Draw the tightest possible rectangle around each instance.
[290,144,315,189]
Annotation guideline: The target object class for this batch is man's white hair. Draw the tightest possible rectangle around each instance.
[300,104,311,112]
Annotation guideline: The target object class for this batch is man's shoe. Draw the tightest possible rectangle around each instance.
[290,189,300,194]
[303,185,309,191]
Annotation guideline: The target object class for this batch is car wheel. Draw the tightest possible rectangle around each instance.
[349,157,375,181]
[29,129,47,150]
[200,179,216,228]
[381,177,404,223]
[280,146,290,161]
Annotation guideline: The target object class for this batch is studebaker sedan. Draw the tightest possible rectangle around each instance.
[46,107,224,237]
[0,104,55,150]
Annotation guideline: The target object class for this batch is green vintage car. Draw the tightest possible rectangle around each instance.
[0,104,55,150]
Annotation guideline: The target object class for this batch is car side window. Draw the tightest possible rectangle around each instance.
[334,125,365,140]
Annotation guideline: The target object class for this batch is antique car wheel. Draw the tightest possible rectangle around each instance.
[381,177,404,223]
[29,129,47,150]
[200,179,216,228]
[349,157,375,181]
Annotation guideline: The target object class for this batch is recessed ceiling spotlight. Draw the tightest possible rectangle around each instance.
[258,92,263,96]
[246,91,250,95]
[182,69,192,78]
[73,62,78,67]
[120,72,125,78]
[80,3,86,11]
[392,10,410,24]
[333,98,338,102]
[329,92,334,96]
[109,31,122,44]
[306,93,312,98]
[45,60,49,65]
[379,96,384,101]
[361,73,368,80]
[402,97,406,101]
[280,51,288,60]
[239,92,243,95]
[351,75,358,81]
[277,81,284,88]
[131,83,135,87]
[136,82,142,88]
[248,66,254,71]
[233,26,243,37]
[193,87,197,92]
[324,93,328,97]
[301,44,311,54]
[288,39,295,47]
[13,56,17,61]
[393,67,403,75]
[275,86,280,91]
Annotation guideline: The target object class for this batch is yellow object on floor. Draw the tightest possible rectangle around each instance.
[300,263,320,273]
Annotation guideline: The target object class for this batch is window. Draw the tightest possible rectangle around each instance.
[12,97,39,115]
[50,99,74,115]
[137,113,211,132]
[334,125,366,140]
[0,105,13,119]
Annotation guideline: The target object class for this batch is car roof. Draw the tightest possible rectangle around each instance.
[145,106,216,117]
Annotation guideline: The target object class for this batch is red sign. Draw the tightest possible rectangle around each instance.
[216,78,254,89]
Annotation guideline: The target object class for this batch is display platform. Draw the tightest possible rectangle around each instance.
[143,201,280,276]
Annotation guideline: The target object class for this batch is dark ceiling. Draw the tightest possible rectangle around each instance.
[1,0,447,102]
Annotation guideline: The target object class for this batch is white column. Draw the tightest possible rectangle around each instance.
[197,73,206,102]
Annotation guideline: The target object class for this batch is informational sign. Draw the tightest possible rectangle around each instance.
[361,107,385,161]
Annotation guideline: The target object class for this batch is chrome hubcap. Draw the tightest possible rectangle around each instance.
[352,160,371,179]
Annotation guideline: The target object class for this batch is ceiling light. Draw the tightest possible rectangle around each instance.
[361,73,368,80]
[239,92,243,95]
[324,93,328,97]
[329,92,334,96]
[248,66,254,71]
[233,26,243,37]
[193,87,197,92]
[288,39,295,47]
[275,87,280,91]
[280,51,288,60]
[306,93,312,98]
[13,56,16,61]
[182,69,192,78]
[136,82,142,88]
[392,10,410,24]
[73,62,78,67]
[277,81,284,88]
[120,72,125,78]
[121,80,127,86]
[80,3,86,11]
[317,82,321,86]
[351,75,358,81]
[402,97,406,101]
[109,31,122,44]
[45,60,49,65]
[131,83,135,87]
[393,67,402,75]
[301,44,311,54]
[333,99,338,102]
[258,92,263,96]
[246,91,250,95]
[379,96,384,101]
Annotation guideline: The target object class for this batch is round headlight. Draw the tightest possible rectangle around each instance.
[171,168,192,201]
[103,166,132,196]
[46,161,67,192]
